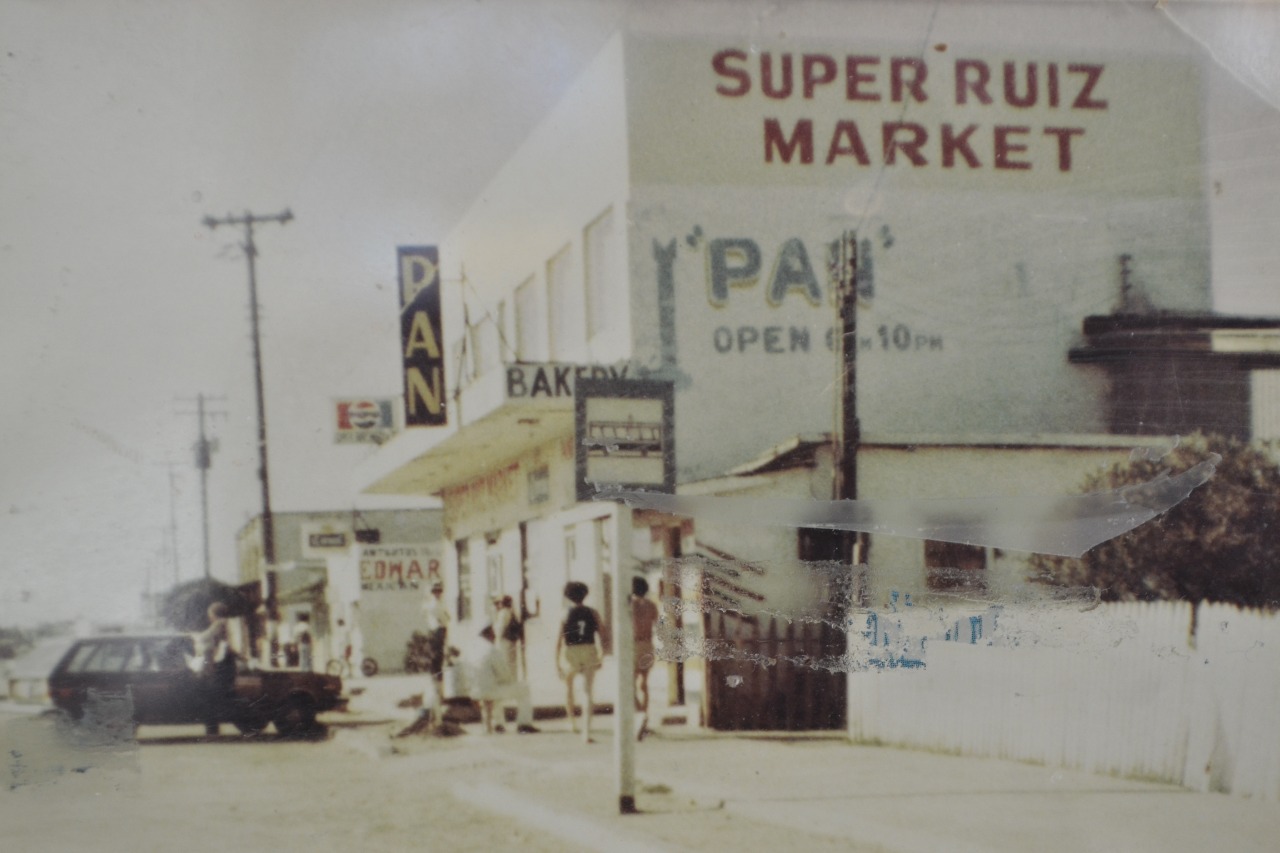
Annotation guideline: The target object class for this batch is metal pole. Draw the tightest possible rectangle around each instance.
[202,208,292,569]
[613,505,637,814]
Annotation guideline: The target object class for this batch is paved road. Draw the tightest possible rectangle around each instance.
[0,709,857,852]
[0,711,576,852]
[4,705,1278,852]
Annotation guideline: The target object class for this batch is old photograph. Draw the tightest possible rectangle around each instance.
[2,1,1279,850]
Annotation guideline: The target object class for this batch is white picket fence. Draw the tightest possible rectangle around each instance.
[847,600,1280,800]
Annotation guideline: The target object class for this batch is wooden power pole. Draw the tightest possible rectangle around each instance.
[201,208,292,569]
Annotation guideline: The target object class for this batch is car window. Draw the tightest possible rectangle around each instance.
[62,643,100,674]
[80,641,134,673]
[122,641,152,672]
[149,637,194,672]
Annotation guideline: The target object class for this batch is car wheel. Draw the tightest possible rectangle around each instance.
[273,696,317,737]
[360,657,379,677]
[234,716,269,736]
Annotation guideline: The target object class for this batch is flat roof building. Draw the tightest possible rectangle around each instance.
[358,3,1280,728]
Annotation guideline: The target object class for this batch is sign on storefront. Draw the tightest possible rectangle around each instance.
[399,246,447,426]
[574,377,675,500]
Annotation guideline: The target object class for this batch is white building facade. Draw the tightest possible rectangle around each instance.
[359,4,1280,727]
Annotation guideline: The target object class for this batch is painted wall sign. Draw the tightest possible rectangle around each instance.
[625,36,1202,195]
[399,246,447,426]
[575,377,676,500]
[505,362,631,401]
[713,52,1104,172]
[358,544,442,592]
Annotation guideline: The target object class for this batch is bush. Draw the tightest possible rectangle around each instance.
[1028,433,1280,609]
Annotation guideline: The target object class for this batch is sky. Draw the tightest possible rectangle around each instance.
[0,0,627,625]
[1,0,1277,627]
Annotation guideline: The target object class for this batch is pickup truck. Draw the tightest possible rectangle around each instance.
[48,633,345,736]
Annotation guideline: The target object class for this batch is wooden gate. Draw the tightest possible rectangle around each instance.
[701,532,848,731]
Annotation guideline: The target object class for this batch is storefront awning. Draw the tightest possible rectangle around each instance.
[359,361,631,496]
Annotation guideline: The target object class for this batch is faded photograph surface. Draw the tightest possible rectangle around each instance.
[2,1,1279,850]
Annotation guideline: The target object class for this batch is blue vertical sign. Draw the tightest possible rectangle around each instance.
[399,246,447,427]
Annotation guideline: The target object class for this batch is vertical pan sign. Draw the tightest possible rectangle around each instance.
[399,246,446,426]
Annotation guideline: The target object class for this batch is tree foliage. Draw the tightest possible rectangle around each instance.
[160,578,254,632]
[1028,433,1280,609]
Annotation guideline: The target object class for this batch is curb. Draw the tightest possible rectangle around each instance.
[452,780,671,853]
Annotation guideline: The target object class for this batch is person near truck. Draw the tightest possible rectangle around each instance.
[192,602,236,736]
[294,613,313,672]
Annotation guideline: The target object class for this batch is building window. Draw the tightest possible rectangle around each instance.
[547,244,579,359]
[584,207,617,339]
[514,276,544,361]
[924,540,987,593]
[527,465,550,505]
[456,539,472,621]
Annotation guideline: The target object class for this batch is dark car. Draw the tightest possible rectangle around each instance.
[47,633,345,736]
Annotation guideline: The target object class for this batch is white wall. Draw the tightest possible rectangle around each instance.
[438,33,633,422]
[622,11,1217,481]
[857,440,1161,605]
[849,599,1280,801]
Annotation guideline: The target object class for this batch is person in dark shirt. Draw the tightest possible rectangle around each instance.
[555,581,607,743]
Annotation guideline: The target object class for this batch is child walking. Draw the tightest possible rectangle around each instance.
[555,581,607,743]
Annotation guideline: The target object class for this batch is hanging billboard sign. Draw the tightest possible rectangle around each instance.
[399,246,447,426]
[334,398,396,444]
[575,377,675,501]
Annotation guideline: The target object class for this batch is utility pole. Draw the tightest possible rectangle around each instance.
[202,208,292,571]
[833,230,862,573]
[178,393,226,579]
[166,467,181,586]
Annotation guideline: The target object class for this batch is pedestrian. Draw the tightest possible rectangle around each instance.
[253,603,271,667]
[350,611,366,677]
[474,625,538,734]
[555,580,607,743]
[496,595,523,678]
[265,606,282,668]
[424,582,450,679]
[630,576,661,739]
[192,601,236,736]
[278,613,296,668]
[334,618,353,677]
[294,613,314,672]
